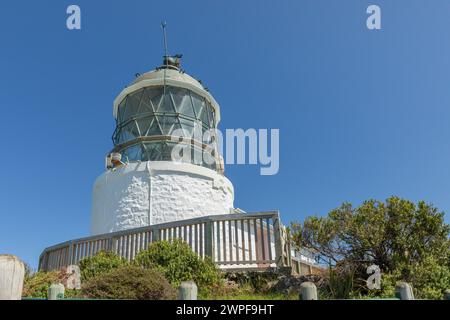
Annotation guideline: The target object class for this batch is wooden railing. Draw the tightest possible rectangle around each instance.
[39,211,290,272]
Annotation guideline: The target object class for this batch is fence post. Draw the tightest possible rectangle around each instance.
[204,220,214,260]
[0,255,25,300]
[153,227,160,242]
[48,283,65,300]
[444,289,450,300]
[63,265,81,290]
[395,282,414,300]
[67,242,74,265]
[111,237,118,254]
[272,213,285,268]
[38,252,47,272]
[299,282,318,300]
[178,281,198,300]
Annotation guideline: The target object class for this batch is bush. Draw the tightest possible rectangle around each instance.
[81,265,176,300]
[326,267,354,299]
[22,271,64,298]
[78,251,128,281]
[291,197,450,299]
[134,240,222,291]
[403,255,450,299]
[22,270,80,299]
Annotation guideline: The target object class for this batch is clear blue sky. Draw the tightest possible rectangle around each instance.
[1,0,449,269]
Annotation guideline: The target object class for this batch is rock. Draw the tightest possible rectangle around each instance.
[223,279,239,291]
[269,274,323,296]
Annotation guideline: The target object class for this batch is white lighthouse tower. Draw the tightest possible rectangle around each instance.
[91,55,235,235]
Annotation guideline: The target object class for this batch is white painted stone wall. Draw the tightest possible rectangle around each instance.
[91,161,234,235]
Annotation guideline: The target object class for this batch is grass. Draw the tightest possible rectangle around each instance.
[201,292,299,300]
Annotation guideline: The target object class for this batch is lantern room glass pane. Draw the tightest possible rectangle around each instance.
[179,117,195,138]
[157,115,177,135]
[171,87,195,118]
[149,87,164,112]
[192,93,209,126]
[157,91,176,113]
[119,140,217,170]
[123,89,143,121]
[207,105,215,128]
[122,144,141,162]
[148,117,163,136]
[138,88,155,114]
[135,116,162,137]
[118,97,127,123]
[191,92,203,119]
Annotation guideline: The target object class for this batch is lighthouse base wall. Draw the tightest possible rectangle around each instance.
[91,161,234,235]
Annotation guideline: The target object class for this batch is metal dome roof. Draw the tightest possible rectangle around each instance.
[131,68,205,90]
[113,68,221,123]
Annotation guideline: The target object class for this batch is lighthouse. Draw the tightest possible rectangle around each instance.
[91,56,235,235]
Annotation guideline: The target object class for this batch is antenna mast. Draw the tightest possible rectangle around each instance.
[161,21,169,66]
[161,22,168,103]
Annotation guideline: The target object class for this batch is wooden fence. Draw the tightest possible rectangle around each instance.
[39,211,291,272]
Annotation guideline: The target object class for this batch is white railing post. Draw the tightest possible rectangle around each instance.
[272,212,285,268]
[204,220,214,260]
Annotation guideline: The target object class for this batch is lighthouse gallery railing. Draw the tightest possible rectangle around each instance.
[39,211,291,272]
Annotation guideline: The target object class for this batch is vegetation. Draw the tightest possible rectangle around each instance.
[23,270,63,298]
[135,240,222,292]
[22,270,79,298]
[327,267,354,299]
[78,250,129,281]
[225,271,279,293]
[23,197,449,300]
[76,241,223,298]
[81,265,176,300]
[202,292,298,300]
[291,196,450,299]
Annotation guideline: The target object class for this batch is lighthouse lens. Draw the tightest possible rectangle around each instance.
[112,86,218,171]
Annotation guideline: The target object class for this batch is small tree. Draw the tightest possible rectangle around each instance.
[291,196,450,299]
[78,251,128,281]
[134,240,222,291]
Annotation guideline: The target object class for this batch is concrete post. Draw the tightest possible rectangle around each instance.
[63,265,81,290]
[444,289,450,300]
[395,282,414,300]
[0,255,25,300]
[178,281,198,300]
[299,281,318,300]
[48,283,65,300]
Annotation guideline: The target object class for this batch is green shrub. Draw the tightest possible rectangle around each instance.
[402,255,450,299]
[134,240,222,291]
[291,197,450,299]
[22,270,80,299]
[327,267,354,299]
[22,271,64,298]
[78,251,128,281]
[81,265,176,300]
